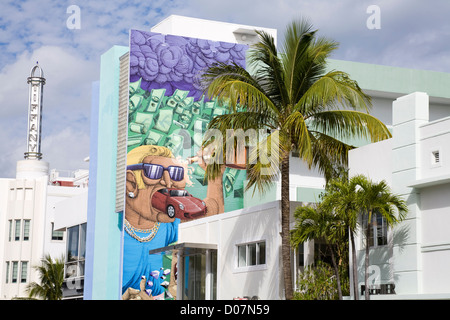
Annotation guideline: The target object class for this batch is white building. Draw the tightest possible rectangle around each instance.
[84,15,450,300]
[147,16,450,300]
[349,92,450,299]
[0,64,89,300]
[0,159,88,299]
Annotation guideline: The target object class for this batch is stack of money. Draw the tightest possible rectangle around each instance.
[127,81,245,210]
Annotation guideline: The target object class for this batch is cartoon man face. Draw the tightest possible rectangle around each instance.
[125,145,186,227]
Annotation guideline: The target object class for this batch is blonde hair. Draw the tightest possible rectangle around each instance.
[127,145,174,189]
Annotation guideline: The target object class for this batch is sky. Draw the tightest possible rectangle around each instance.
[1,0,450,178]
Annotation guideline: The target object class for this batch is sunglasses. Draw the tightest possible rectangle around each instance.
[127,163,184,181]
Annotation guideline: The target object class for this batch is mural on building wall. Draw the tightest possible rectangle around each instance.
[122,30,248,300]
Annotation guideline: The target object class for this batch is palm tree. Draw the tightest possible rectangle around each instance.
[321,174,360,299]
[200,19,391,299]
[26,254,65,300]
[353,175,408,300]
[291,203,347,299]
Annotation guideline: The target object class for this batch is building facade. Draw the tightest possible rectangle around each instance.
[0,161,89,300]
[349,92,450,299]
[84,15,450,300]
[0,64,89,300]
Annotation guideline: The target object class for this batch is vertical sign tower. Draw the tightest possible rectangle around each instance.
[25,63,46,160]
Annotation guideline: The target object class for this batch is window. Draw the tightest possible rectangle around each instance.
[237,241,266,268]
[312,240,333,266]
[5,262,9,283]
[8,220,12,242]
[16,188,24,200]
[297,243,304,268]
[5,261,28,284]
[79,224,86,260]
[23,220,30,241]
[20,262,28,283]
[67,225,79,261]
[11,262,18,283]
[14,220,21,241]
[25,188,33,201]
[51,223,64,241]
[363,212,388,247]
[65,223,87,279]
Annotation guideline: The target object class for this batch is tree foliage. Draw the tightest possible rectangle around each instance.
[26,254,65,300]
[291,174,408,300]
[294,261,344,300]
[201,18,390,300]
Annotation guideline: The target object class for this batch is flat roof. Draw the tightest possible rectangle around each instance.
[328,59,450,102]
[148,242,217,256]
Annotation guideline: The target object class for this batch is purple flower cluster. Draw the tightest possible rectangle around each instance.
[129,30,248,99]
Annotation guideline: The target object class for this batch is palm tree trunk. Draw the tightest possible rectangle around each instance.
[281,156,293,300]
[364,216,371,300]
[349,230,359,300]
[328,243,342,300]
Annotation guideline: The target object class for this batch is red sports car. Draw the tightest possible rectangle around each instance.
[151,188,207,220]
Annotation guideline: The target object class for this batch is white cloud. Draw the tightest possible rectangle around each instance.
[0,45,96,177]
[0,45,97,116]
[41,126,90,172]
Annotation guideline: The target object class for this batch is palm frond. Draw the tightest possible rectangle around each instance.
[284,111,313,163]
[201,62,280,119]
[249,30,288,108]
[352,174,408,224]
[287,34,339,106]
[206,110,277,133]
[27,254,64,300]
[321,177,360,231]
[310,110,392,143]
[245,129,286,194]
[308,131,355,182]
[281,18,317,105]
[295,70,372,115]
[291,203,347,246]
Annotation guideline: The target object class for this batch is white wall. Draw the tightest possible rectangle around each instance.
[1,176,50,299]
[418,117,450,180]
[151,15,277,46]
[179,201,282,299]
[45,186,88,259]
[420,183,450,294]
[349,138,393,184]
[348,92,450,299]
[1,171,87,299]
[51,187,88,231]
[0,179,11,299]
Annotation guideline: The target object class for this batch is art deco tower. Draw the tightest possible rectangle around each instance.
[16,63,49,179]
[25,63,45,160]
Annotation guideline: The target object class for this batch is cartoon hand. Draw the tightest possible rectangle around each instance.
[121,276,152,300]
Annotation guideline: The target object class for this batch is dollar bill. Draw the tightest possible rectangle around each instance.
[129,95,142,112]
[143,130,164,146]
[129,123,147,134]
[147,89,166,113]
[224,168,240,196]
[129,79,142,97]
[166,89,188,109]
[164,133,184,156]
[153,108,174,133]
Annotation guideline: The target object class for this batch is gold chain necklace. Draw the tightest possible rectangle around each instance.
[124,219,160,242]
